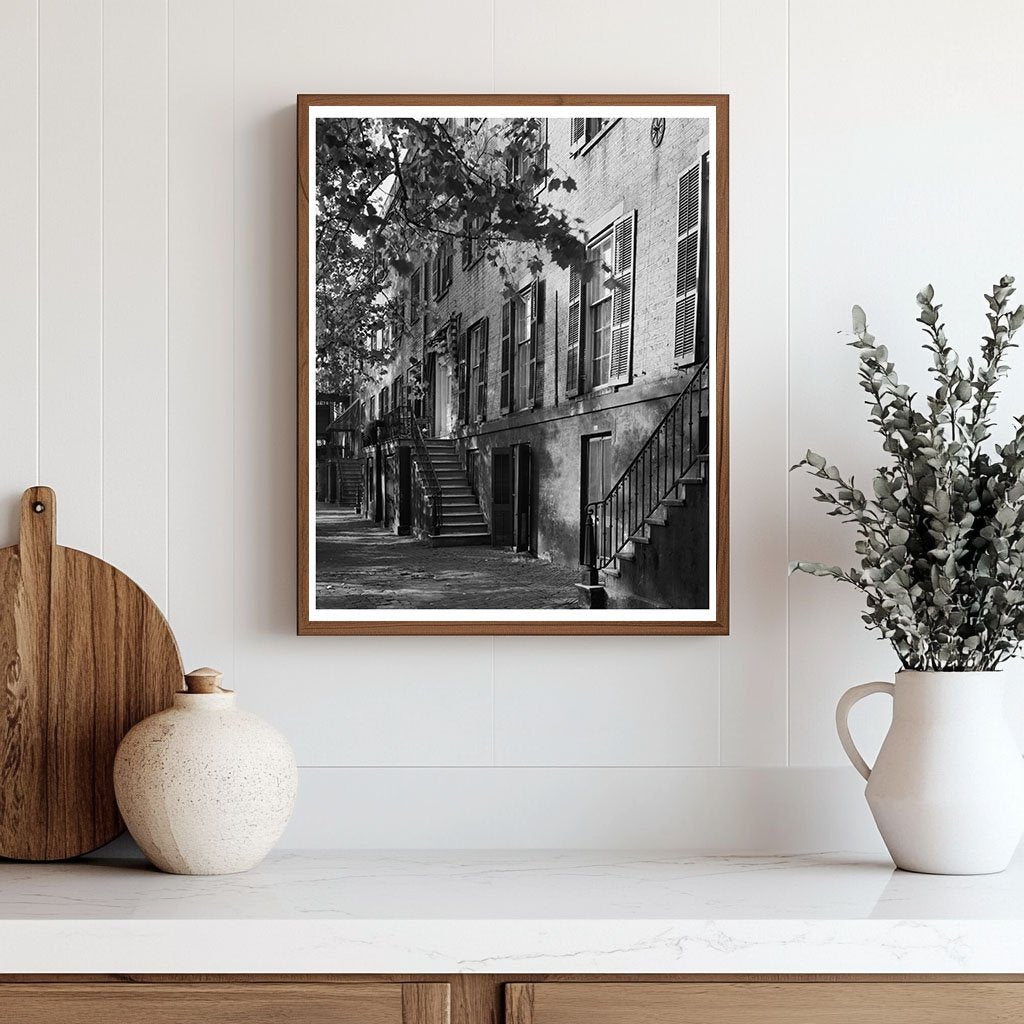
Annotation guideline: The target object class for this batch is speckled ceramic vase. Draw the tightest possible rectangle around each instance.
[113,668,297,875]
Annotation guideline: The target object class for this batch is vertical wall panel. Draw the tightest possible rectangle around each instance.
[718,0,789,765]
[494,637,720,767]
[493,0,720,91]
[12,0,1019,846]
[38,0,103,553]
[232,0,497,768]
[491,0,723,768]
[167,0,235,671]
[102,0,168,607]
[788,0,1024,763]
[0,0,39,540]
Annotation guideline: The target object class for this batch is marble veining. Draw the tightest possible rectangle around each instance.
[1,848,1022,973]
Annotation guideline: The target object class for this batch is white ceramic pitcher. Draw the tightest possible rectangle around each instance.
[837,670,1024,875]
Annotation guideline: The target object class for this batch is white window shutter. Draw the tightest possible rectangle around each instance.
[608,210,636,386]
[569,118,586,155]
[528,278,541,409]
[500,299,513,414]
[566,265,581,397]
[479,317,489,420]
[675,157,703,365]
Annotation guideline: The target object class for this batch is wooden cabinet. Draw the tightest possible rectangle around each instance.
[505,981,1024,1024]
[6,976,1024,1024]
[0,982,449,1024]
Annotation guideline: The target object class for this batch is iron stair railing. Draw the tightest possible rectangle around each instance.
[377,404,414,446]
[409,412,443,533]
[372,403,444,532]
[582,362,710,571]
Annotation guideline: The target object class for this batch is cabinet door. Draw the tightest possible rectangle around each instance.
[506,982,1023,1024]
[0,982,449,1024]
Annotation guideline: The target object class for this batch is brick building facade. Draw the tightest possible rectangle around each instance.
[347,115,712,609]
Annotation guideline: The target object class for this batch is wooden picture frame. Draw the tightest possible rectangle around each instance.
[298,95,729,635]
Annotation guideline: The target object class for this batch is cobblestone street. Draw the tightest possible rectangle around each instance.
[315,509,581,610]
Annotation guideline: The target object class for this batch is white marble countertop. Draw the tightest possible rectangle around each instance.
[3,848,1024,974]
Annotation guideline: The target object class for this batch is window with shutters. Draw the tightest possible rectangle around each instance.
[468,317,489,421]
[675,154,705,366]
[410,267,422,322]
[506,118,547,191]
[566,264,582,398]
[391,374,404,411]
[506,148,524,184]
[499,297,514,415]
[379,385,389,418]
[443,243,453,292]
[607,209,636,386]
[569,117,618,156]
[461,215,485,269]
[502,280,543,415]
[456,324,469,424]
[587,232,614,389]
[432,241,453,300]
[568,211,635,398]
[514,286,533,411]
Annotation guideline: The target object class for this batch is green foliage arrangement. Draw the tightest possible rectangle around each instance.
[792,278,1024,671]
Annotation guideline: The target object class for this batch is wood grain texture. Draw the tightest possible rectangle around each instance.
[0,487,183,861]
[296,94,729,636]
[0,983,406,1024]
[505,983,534,1024]
[403,982,452,1024]
[452,975,500,1024]
[504,981,1024,1024]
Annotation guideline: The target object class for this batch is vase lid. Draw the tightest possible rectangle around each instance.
[182,667,235,695]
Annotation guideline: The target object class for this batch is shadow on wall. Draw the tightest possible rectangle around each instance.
[238,104,302,636]
[1,498,22,548]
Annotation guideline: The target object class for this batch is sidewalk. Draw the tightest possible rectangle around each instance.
[315,510,580,610]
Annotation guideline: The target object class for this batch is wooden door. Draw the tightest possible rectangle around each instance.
[0,982,449,1024]
[505,981,1024,1024]
[491,447,514,546]
[424,354,436,436]
[434,359,452,437]
[581,433,612,563]
[514,443,533,553]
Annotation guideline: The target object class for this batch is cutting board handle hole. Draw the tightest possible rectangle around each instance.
[31,501,45,514]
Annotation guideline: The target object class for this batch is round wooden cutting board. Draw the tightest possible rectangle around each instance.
[0,486,183,861]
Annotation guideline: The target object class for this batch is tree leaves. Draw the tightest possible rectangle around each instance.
[314,116,587,398]
[794,279,1024,671]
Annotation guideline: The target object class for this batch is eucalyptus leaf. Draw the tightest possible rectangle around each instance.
[792,278,1024,671]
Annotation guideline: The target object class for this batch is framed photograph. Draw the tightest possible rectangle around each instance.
[298,94,729,635]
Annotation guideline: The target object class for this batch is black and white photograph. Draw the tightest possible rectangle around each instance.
[299,98,729,634]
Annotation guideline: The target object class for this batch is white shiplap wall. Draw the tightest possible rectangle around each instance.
[2,0,1020,850]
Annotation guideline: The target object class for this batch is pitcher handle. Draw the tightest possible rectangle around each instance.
[836,681,895,780]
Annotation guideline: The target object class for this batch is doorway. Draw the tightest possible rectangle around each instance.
[433,358,451,438]
[491,448,514,546]
[581,433,613,563]
[491,444,533,551]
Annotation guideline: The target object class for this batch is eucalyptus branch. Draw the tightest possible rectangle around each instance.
[793,279,1024,671]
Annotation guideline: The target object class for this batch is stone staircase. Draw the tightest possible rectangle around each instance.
[417,438,490,547]
[337,457,365,513]
[601,455,710,609]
